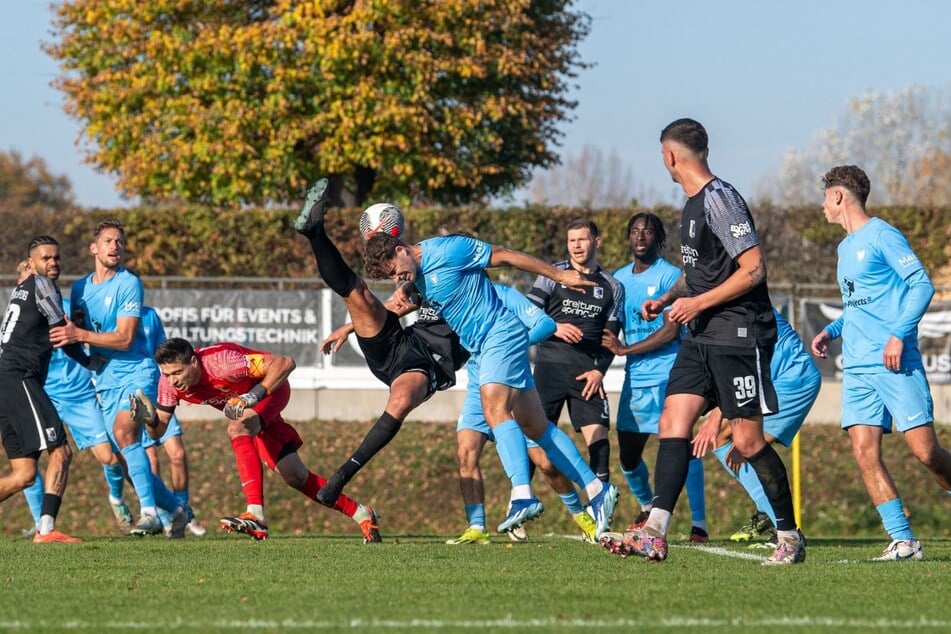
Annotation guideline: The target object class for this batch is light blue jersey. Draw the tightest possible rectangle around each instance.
[45,299,97,402]
[417,236,532,389]
[457,284,556,444]
[768,310,821,445]
[831,217,932,372]
[612,257,683,387]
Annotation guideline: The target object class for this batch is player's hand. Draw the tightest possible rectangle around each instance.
[575,369,604,401]
[725,446,747,473]
[641,299,665,322]
[391,282,420,311]
[810,330,831,358]
[49,320,81,348]
[691,416,720,458]
[667,296,703,325]
[556,269,597,293]
[555,322,584,345]
[129,389,157,427]
[321,328,350,354]
[224,392,260,420]
[883,335,904,372]
[601,330,624,355]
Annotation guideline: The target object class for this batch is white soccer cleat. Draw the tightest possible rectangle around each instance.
[872,539,923,561]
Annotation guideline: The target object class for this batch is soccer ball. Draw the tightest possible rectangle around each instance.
[359,203,405,240]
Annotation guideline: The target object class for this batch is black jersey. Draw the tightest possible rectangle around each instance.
[527,261,624,372]
[406,299,470,373]
[0,275,67,380]
[679,178,776,347]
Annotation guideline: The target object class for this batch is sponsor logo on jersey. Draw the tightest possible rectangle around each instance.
[898,254,917,268]
[841,277,855,297]
[730,221,752,238]
[123,300,140,312]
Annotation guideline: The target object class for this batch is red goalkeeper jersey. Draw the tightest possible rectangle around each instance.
[157,342,269,411]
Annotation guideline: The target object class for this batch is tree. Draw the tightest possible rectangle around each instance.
[753,85,951,206]
[527,144,638,208]
[46,0,590,208]
[0,150,74,213]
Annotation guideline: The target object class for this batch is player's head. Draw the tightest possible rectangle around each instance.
[16,259,32,284]
[660,118,709,184]
[822,165,870,206]
[364,233,415,283]
[154,337,201,390]
[90,218,127,270]
[565,217,601,268]
[27,235,61,281]
[627,213,667,259]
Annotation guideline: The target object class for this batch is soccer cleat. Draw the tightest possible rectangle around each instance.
[627,509,651,532]
[497,498,544,534]
[573,510,598,543]
[446,527,491,545]
[600,527,668,561]
[689,526,710,543]
[187,518,207,537]
[130,513,164,537]
[507,525,529,542]
[110,499,134,535]
[357,506,382,544]
[588,482,619,538]
[294,178,330,235]
[730,511,773,542]
[33,529,82,544]
[220,512,269,540]
[166,506,189,540]
[872,539,923,562]
[316,470,346,507]
[762,530,806,565]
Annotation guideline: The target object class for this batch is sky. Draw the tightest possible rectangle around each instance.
[2,0,950,209]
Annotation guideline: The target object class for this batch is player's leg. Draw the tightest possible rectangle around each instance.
[32,443,81,543]
[317,371,430,505]
[575,391,611,483]
[527,445,596,542]
[616,382,658,529]
[22,475,44,534]
[684,456,708,542]
[159,420,204,535]
[447,427,491,545]
[220,414,268,537]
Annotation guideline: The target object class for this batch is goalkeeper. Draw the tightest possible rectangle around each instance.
[132,337,382,543]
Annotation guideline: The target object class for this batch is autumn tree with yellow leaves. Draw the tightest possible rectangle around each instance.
[45,0,590,207]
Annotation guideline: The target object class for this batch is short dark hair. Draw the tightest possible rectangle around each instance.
[566,217,599,237]
[626,213,667,252]
[94,218,126,239]
[363,234,404,280]
[822,165,870,206]
[660,118,708,155]
[28,235,59,255]
[154,337,196,365]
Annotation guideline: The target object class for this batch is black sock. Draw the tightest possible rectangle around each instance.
[618,432,650,471]
[339,412,403,481]
[307,223,358,297]
[40,493,62,520]
[653,438,690,513]
[588,438,610,482]
[747,443,797,531]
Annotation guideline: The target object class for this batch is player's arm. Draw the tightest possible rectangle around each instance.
[50,314,140,350]
[668,246,766,325]
[223,353,296,420]
[489,246,595,293]
[643,274,687,320]
[602,311,681,357]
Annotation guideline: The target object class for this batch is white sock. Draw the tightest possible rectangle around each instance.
[246,504,265,521]
[510,484,533,500]
[38,514,54,535]
[646,509,672,536]
[583,479,604,500]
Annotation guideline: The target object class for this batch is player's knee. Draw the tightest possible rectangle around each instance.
[283,471,307,489]
[456,445,480,473]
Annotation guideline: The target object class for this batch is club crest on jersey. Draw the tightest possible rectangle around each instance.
[44,427,57,442]
[429,273,438,284]
[688,220,696,238]
[647,285,657,296]
[593,287,603,299]
[856,249,866,261]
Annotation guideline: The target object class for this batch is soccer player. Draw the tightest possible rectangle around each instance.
[692,309,821,543]
[601,213,708,542]
[49,219,190,538]
[143,337,381,543]
[295,180,470,510]
[0,236,95,543]
[811,165,951,561]
[362,227,620,538]
[527,218,623,484]
[140,305,206,537]
[601,118,803,564]
[447,283,598,544]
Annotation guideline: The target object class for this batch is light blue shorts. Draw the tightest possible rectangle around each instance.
[767,374,821,446]
[841,367,934,433]
[616,382,665,434]
[456,388,539,449]
[474,329,534,391]
[97,370,160,443]
[142,414,183,448]
[48,392,115,451]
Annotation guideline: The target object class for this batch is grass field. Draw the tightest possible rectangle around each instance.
[3,533,951,632]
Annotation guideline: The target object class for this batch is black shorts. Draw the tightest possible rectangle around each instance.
[0,375,67,459]
[666,338,778,420]
[534,360,611,432]
[357,311,441,399]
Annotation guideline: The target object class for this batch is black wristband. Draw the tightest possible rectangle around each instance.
[249,383,268,402]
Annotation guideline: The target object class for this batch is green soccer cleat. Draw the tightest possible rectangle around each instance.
[446,527,491,545]
[573,510,598,543]
[730,511,773,542]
